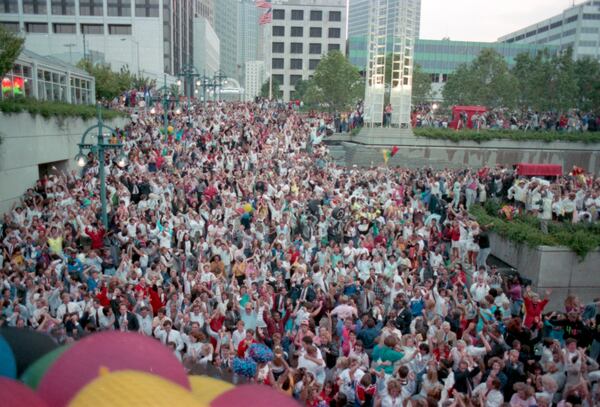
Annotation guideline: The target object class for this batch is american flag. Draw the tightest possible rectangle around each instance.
[255,0,272,9]
[258,8,272,25]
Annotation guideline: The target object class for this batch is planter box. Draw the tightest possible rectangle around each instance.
[489,232,600,310]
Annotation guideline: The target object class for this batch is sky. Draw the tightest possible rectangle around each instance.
[419,0,584,42]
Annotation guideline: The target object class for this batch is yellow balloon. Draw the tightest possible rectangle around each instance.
[243,203,253,213]
[68,370,206,407]
[167,125,174,133]
[188,376,234,404]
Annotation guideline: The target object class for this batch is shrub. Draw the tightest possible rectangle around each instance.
[470,204,600,259]
[0,98,126,121]
[413,128,600,144]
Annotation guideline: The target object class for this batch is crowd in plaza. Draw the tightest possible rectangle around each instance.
[412,105,600,133]
[2,99,600,407]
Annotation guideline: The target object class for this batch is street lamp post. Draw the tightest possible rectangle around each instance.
[175,63,201,114]
[213,70,227,102]
[150,74,180,138]
[75,104,127,228]
[198,69,216,106]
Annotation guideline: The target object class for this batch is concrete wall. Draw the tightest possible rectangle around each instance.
[489,232,600,310]
[335,128,600,174]
[0,112,128,215]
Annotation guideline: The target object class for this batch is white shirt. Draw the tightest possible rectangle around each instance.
[56,301,83,321]
[154,326,184,351]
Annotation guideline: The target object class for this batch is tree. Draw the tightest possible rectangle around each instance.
[0,26,24,77]
[573,56,600,112]
[305,51,363,112]
[260,77,282,99]
[412,64,432,105]
[293,79,311,101]
[443,49,518,109]
[77,60,132,100]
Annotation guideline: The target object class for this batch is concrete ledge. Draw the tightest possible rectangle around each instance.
[489,232,600,310]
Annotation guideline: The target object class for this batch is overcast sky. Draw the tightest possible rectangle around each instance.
[419,0,583,41]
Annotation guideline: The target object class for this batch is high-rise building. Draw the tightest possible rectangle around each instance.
[348,0,421,70]
[0,0,196,81]
[214,0,263,83]
[266,0,347,101]
[245,60,265,101]
[194,0,214,27]
[498,0,600,60]
[193,16,220,75]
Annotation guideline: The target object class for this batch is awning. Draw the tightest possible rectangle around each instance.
[515,163,562,177]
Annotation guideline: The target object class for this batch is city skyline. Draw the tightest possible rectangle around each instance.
[419,0,586,41]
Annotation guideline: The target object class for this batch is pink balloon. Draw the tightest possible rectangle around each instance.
[37,332,189,407]
[211,385,298,407]
[0,377,48,407]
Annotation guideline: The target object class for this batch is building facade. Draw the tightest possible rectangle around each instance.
[498,0,600,60]
[194,0,214,27]
[1,48,95,104]
[348,0,421,70]
[0,0,195,81]
[267,0,346,101]
[244,60,265,101]
[192,16,219,76]
[414,39,557,100]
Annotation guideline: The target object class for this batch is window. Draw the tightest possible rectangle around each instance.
[135,0,159,17]
[309,27,321,37]
[53,23,76,33]
[329,11,341,21]
[80,0,103,16]
[25,22,48,33]
[81,24,104,34]
[1,0,18,13]
[291,26,303,37]
[71,76,93,104]
[272,25,284,36]
[273,9,284,20]
[23,0,47,14]
[51,0,75,15]
[37,68,67,103]
[525,30,536,38]
[442,74,448,82]
[272,42,284,53]
[272,74,284,85]
[328,27,341,38]
[290,59,302,69]
[272,58,284,69]
[108,0,131,16]
[309,43,321,54]
[328,43,340,51]
[290,74,302,85]
[1,63,34,100]
[579,40,598,47]
[0,21,19,32]
[309,59,320,70]
[109,24,132,35]
[310,10,322,21]
[563,28,576,37]
[581,27,599,33]
[537,25,549,34]
[565,15,578,24]
[290,42,303,53]
[583,13,600,20]
[291,9,303,20]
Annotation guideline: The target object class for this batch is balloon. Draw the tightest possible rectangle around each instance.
[188,376,233,405]
[21,345,70,389]
[68,370,204,407]
[243,203,253,213]
[0,335,16,378]
[167,125,174,134]
[0,327,58,376]
[38,332,190,407]
[210,385,298,407]
[0,377,48,407]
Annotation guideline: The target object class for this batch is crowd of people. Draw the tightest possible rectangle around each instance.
[412,105,599,133]
[2,99,600,407]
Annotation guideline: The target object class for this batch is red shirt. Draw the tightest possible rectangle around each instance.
[85,227,105,250]
[523,296,548,328]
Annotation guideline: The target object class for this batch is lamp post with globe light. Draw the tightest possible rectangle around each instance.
[149,74,180,138]
[74,103,127,228]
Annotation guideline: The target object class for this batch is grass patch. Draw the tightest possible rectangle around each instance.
[413,127,600,144]
[470,201,600,259]
[0,97,126,121]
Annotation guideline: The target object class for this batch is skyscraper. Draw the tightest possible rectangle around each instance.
[348,0,421,70]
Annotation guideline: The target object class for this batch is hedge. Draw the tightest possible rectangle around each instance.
[413,127,600,144]
[470,201,600,259]
[0,98,126,121]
